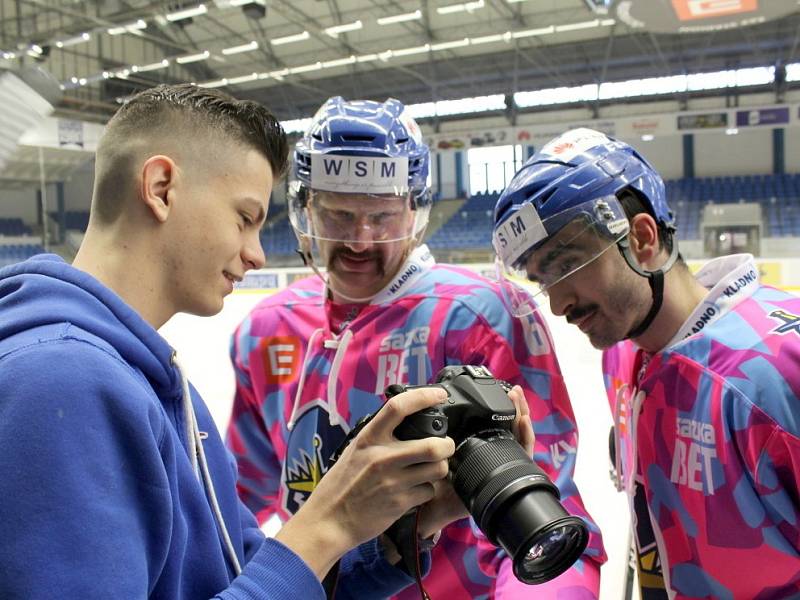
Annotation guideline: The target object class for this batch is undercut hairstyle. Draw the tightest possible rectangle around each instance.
[617,188,685,266]
[93,83,288,223]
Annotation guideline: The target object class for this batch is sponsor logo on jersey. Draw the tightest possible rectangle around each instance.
[670,417,717,494]
[769,309,800,336]
[282,403,349,515]
[260,336,301,384]
[375,326,430,393]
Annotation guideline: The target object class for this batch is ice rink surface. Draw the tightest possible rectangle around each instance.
[161,287,633,599]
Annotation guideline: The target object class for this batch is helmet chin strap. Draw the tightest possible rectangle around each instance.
[616,235,679,340]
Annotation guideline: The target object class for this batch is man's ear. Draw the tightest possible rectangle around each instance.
[628,213,662,269]
[139,155,177,223]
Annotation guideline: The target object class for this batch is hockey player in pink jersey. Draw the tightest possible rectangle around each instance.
[226,97,605,598]
[493,127,800,599]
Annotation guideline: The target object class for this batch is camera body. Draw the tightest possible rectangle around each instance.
[388,365,588,585]
[390,364,515,443]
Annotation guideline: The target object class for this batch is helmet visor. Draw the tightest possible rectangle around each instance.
[493,195,630,316]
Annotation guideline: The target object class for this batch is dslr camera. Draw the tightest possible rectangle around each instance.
[335,365,589,584]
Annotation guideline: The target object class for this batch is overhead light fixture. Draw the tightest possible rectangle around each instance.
[512,25,554,38]
[232,0,266,19]
[324,20,363,37]
[176,50,210,64]
[430,38,469,51]
[377,10,422,25]
[470,32,511,45]
[165,4,207,22]
[641,134,654,141]
[222,41,258,55]
[392,44,430,56]
[2,51,16,59]
[133,59,170,72]
[506,0,530,3]
[199,78,228,88]
[271,31,310,45]
[226,72,258,84]
[356,53,378,62]
[289,62,322,74]
[108,19,147,35]
[269,68,289,80]
[322,56,357,68]
[555,19,599,32]
[55,33,90,48]
[437,0,484,15]
[725,128,739,135]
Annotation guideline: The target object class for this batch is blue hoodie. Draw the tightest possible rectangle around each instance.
[0,255,419,599]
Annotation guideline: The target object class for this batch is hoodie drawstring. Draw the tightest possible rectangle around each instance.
[172,353,242,577]
[326,329,353,427]
[288,327,354,431]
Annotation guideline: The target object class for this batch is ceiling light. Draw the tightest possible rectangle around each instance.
[176,50,210,64]
[324,20,362,37]
[289,62,322,74]
[356,53,378,62]
[165,4,207,22]
[322,56,356,68]
[470,32,510,45]
[134,59,170,72]
[512,25,554,38]
[392,44,430,56]
[377,10,422,25]
[222,41,258,55]
[430,38,469,51]
[227,72,258,84]
[555,19,599,32]
[437,0,484,15]
[641,134,654,141]
[271,31,310,46]
[55,33,90,48]
[108,20,147,35]
[199,78,228,88]
[726,128,739,135]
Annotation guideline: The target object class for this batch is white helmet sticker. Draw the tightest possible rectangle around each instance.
[539,128,610,163]
[493,203,548,267]
[310,155,409,194]
[399,109,423,144]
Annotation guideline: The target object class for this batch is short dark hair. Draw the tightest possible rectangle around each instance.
[109,83,288,176]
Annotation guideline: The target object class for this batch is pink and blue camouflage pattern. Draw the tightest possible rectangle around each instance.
[603,254,800,599]
[226,246,605,599]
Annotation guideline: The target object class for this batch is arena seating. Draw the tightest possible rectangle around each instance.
[0,243,45,267]
[0,218,31,236]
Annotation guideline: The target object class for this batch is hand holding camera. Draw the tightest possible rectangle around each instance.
[278,385,455,580]
[384,365,589,585]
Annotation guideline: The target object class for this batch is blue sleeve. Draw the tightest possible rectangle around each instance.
[332,538,431,600]
[0,342,173,599]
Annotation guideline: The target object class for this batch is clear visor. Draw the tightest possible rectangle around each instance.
[289,185,429,245]
[493,195,630,316]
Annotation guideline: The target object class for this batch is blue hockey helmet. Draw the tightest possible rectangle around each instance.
[492,128,676,318]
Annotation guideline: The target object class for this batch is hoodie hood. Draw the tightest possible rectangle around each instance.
[0,254,182,400]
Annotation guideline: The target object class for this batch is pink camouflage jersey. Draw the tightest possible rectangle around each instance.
[226,244,605,599]
[602,254,800,599]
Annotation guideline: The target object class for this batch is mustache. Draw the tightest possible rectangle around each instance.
[566,304,597,325]
[328,248,385,274]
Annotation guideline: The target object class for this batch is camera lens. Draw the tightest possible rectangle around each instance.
[449,432,588,584]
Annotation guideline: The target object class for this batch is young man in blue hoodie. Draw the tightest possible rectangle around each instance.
[0,84,498,599]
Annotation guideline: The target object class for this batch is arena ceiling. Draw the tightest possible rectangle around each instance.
[1,0,799,124]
